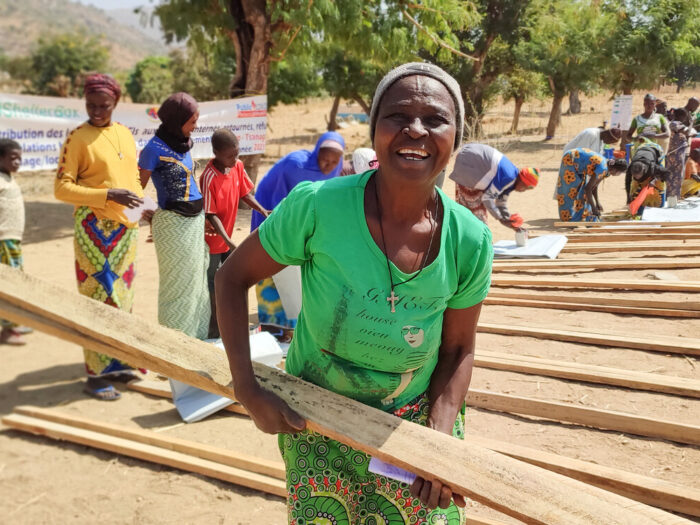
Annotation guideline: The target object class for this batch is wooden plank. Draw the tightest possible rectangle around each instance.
[464,435,700,518]
[484,297,699,318]
[488,291,700,311]
[466,390,700,446]
[493,259,700,271]
[559,227,700,234]
[561,242,700,254]
[475,351,700,399]
[1,414,287,497]
[0,266,692,525]
[555,221,700,228]
[564,233,700,242]
[127,381,700,516]
[12,405,281,478]
[490,277,700,292]
[477,322,700,356]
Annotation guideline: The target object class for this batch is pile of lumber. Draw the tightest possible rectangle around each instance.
[0,265,695,524]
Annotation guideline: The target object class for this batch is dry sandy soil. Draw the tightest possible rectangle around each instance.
[1,86,698,524]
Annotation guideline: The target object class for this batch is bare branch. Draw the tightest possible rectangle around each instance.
[401,9,478,61]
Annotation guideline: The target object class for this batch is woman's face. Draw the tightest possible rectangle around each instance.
[317,147,343,174]
[85,92,117,127]
[643,98,656,114]
[373,75,456,182]
[181,111,199,137]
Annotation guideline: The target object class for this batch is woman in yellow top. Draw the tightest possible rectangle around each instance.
[55,74,145,401]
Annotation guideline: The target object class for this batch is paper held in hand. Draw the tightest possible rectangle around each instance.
[123,195,158,223]
[368,457,417,485]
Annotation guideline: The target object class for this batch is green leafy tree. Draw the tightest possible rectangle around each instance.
[601,0,700,95]
[31,33,109,96]
[497,68,546,134]
[155,0,476,179]
[515,0,613,138]
[425,0,533,137]
[320,48,384,130]
[169,34,237,101]
[126,56,174,103]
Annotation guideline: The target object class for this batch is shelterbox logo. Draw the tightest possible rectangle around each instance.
[236,99,267,118]
[146,107,159,122]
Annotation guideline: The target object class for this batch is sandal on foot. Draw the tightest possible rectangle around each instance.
[13,326,34,335]
[83,384,121,401]
[1,329,26,346]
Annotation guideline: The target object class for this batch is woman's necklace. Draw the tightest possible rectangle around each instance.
[373,175,440,313]
[101,125,124,160]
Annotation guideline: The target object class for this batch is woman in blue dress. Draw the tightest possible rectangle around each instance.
[557,148,627,222]
[251,132,345,331]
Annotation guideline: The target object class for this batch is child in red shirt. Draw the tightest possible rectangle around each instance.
[201,129,269,338]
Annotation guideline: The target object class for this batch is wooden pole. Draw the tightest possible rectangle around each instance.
[563,233,700,242]
[475,351,700,398]
[484,297,699,318]
[0,266,692,525]
[490,277,700,292]
[1,414,288,497]
[488,291,700,311]
[554,221,700,228]
[561,242,700,254]
[477,322,700,356]
[466,390,700,446]
[493,258,700,271]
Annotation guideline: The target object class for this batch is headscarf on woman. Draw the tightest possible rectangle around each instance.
[156,92,198,154]
[83,73,121,101]
[251,131,346,230]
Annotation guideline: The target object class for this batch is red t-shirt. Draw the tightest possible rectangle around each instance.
[200,159,254,254]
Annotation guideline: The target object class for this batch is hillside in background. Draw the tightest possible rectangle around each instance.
[0,0,170,71]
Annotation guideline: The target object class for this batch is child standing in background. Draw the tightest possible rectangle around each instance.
[0,139,29,345]
[200,129,269,338]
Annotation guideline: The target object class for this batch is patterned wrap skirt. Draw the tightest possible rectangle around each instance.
[454,184,488,224]
[74,206,144,376]
[152,209,210,340]
[1,239,23,328]
[279,393,467,525]
[256,277,297,329]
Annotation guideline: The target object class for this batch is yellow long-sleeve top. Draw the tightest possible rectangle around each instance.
[54,122,144,227]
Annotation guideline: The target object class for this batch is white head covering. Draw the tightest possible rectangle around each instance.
[351,148,377,173]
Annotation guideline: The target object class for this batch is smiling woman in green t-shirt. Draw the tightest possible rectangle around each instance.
[216,62,493,524]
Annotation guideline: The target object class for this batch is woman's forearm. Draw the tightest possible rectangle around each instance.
[427,346,475,434]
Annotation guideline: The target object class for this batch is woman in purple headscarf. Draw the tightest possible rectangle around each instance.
[252,131,345,331]
[55,73,146,400]
[139,92,210,340]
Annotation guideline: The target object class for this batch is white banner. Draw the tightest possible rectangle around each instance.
[0,93,267,171]
[610,95,634,130]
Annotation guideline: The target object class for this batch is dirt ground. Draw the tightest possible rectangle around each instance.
[1,86,699,524]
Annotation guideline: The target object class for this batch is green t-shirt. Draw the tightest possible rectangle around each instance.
[258,171,493,411]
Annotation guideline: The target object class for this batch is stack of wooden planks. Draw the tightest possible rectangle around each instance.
[0,265,696,524]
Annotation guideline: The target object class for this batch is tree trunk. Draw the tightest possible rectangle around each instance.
[327,95,341,131]
[546,91,566,140]
[568,89,581,115]
[510,97,524,134]
[352,95,370,115]
[227,0,271,183]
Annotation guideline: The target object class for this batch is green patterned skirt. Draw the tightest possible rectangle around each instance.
[151,209,210,340]
[1,239,23,329]
[279,393,466,524]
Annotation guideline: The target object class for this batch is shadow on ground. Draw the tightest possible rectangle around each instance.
[23,200,74,244]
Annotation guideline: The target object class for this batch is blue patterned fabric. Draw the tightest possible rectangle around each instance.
[139,136,201,208]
